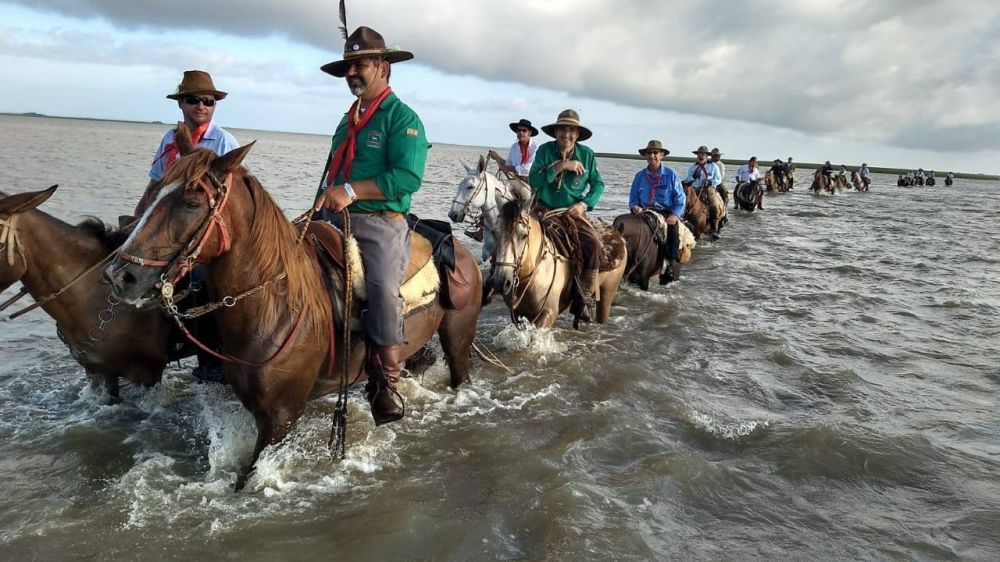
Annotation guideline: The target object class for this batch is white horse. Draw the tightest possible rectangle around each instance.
[448,155,530,263]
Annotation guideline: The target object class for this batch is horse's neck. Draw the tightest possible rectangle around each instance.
[17,210,106,297]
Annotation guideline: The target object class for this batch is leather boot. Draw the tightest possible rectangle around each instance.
[366,345,404,426]
[660,222,679,285]
[572,269,599,323]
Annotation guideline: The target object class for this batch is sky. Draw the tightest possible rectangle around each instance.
[1,0,999,173]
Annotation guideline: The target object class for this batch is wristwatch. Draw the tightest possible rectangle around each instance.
[341,182,357,202]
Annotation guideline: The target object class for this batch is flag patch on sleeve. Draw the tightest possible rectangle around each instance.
[406,128,418,137]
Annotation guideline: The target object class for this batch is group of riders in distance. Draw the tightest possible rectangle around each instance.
[896,168,955,187]
[0,11,947,490]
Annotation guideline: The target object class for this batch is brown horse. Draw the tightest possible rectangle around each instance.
[613,212,696,290]
[682,184,711,240]
[0,186,181,399]
[765,170,791,193]
[104,141,482,488]
[733,180,764,211]
[493,199,626,328]
[811,170,836,195]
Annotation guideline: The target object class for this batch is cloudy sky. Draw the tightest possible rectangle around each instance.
[2,0,998,173]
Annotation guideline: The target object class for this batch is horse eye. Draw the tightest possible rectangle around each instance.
[183,199,201,211]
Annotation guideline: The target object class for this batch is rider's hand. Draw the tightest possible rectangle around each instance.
[631,205,643,215]
[315,185,354,213]
[568,202,586,218]
[559,160,585,175]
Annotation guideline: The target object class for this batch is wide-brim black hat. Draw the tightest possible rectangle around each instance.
[509,119,539,136]
[321,26,414,78]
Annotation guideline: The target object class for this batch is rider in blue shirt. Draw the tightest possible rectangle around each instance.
[629,140,686,284]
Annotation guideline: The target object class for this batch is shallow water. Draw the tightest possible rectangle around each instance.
[1,115,998,560]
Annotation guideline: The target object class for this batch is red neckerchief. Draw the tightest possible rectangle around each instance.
[325,87,394,187]
[154,123,211,170]
[645,167,662,207]
[519,142,530,167]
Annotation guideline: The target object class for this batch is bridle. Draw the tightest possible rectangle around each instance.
[116,172,233,293]
[0,214,22,268]
[493,207,562,325]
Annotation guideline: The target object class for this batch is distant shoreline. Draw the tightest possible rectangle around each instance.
[4,112,996,180]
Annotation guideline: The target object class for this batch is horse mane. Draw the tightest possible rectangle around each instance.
[163,149,328,335]
[76,216,129,252]
[240,172,328,335]
[499,200,522,228]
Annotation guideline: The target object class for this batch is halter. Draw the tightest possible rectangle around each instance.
[451,169,500,227]
[116,172,233,287]
[494,208,562,324]
[0,214,22,267]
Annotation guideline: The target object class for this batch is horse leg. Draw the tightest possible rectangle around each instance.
[236,403,306,491]
[438,307,478,389]
[596,267,624,323]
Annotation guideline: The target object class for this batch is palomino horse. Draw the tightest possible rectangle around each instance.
[448,154,529,263]
[492,197,626,329]
[613,211,696,290]
[685,184,726,239]
[733,180,764,212]
[104,139,482,488]
[0,186,183,399]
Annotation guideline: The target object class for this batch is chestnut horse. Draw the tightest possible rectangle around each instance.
[493,198,626,328]
[104,141,482,488]
[682,184,712,240]
[0,186,182,398]
[613,212,696,290]
[811,170,836,195]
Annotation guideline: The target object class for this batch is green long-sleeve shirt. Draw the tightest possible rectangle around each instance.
[317,92,428,214]
[528,141,605,211]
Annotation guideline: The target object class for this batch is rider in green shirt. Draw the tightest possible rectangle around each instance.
[313,25,427,426]
[528,109,605,324]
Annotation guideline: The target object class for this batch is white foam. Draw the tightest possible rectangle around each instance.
[490,323,566,355]
[688,409,770,440]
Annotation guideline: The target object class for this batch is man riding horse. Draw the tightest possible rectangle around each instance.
[312,24,426,426]
[684,145,723,236]
[628,140,685,285]
[528,109,605,324]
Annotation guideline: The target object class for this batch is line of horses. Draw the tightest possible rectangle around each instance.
[1,144,771,489]
[810,169,871,194]
[897,175,945,187]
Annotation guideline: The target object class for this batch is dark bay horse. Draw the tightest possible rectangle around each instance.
[733,180,764,211]
[0,186,181,398]
[104,140,482,488]
[613,212,696,290]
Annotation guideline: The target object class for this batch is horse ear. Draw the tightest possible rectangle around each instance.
[212,141,256,175]
[478,154,487,174]
[0,185,57,215]
[175,122,195,156]
[460,159,474,175]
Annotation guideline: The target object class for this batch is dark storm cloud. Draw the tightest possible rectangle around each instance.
[7,0,1000,151]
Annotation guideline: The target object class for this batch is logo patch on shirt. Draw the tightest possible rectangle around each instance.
[405,127,418,137]
[366,130,384,149]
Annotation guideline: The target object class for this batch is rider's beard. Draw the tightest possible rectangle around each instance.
[349,77,367,97]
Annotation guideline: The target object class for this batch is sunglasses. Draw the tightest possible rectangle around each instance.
[183,96,216,107]
[517,128,531,133]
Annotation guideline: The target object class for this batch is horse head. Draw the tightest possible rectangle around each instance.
[492,185,538,297]
[104,126,255,306]
[0,185,57,290]
[448,154,493,224]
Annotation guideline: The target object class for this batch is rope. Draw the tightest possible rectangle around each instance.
[328,209,353,459]
[471,337,513,374]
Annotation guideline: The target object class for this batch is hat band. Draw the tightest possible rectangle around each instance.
[342,48,395,58]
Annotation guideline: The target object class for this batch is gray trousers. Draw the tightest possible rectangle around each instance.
[353,213,410,347]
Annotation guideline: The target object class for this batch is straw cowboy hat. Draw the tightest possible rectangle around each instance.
[710,147,723,157]
[692,145,710,155]
[321,26,414,78]
[541,109,593,141]
[166,70,227,100]
[638,140,670,156]
[509,118,539,136]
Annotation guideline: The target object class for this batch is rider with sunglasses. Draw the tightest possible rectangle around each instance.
[136,70,239,216]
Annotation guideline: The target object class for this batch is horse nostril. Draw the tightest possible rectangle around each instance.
[121,270,137,287]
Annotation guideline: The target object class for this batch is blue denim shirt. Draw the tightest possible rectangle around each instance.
[148,122,240,182]
[629,164,685,217]
[685,161,722,189]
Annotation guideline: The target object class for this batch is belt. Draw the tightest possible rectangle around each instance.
[351,210,404,220]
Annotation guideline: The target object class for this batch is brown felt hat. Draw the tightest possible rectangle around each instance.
[321,26,414,78]
[710,147,723,156]
[639,140,670,156]
[692,145,710,155]
[541,109,592,141]
[166,70,227,100]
